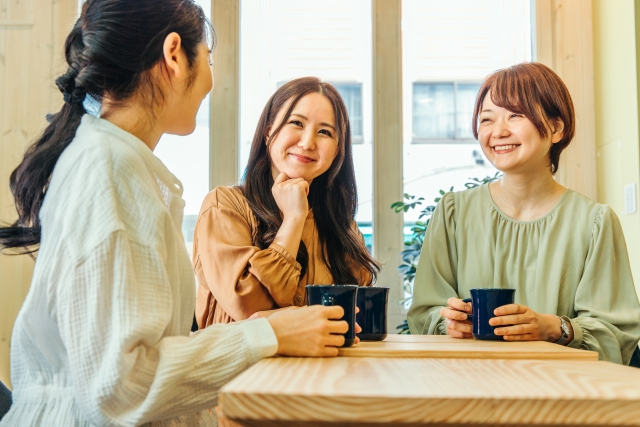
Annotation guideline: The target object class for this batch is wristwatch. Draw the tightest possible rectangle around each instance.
[554,316,572,346]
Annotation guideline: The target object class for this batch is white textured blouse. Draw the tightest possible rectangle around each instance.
[1,115,278,427]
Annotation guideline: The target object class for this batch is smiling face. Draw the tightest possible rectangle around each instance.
[267,92,339,182]
[477,94,563,175]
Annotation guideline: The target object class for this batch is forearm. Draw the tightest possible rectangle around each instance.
[272,215,306,258]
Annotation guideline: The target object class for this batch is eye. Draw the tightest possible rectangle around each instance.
[480,117,491,123]
[509,113,523,119]
[319,129,333,137]
[289,120,303,127]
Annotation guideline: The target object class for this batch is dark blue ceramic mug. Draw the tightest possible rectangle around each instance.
[306,284,358,347]
[356,287,389,341]
[462,288,515,340]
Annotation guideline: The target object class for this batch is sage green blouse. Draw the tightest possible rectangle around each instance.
[407,185,640,364]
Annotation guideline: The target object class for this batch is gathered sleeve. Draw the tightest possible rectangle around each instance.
[407,192,458,335]
[568,206,640,364]
[55,230,278,427]
[194,188,302,321]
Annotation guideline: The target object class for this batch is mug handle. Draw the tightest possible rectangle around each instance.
[461,298,473,322]
[322,294,335,306]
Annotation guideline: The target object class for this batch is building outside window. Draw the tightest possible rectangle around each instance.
[412,82,481,142]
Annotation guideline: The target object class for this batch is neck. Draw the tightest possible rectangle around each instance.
[100,97,164,151]
[490,167,566,221]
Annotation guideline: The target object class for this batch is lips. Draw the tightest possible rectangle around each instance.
[289,153,316,162]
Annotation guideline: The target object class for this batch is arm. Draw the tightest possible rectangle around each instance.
[569,206,640,364]
[56,231,278,426]
[194,188,303,320]
[407,192,459,335]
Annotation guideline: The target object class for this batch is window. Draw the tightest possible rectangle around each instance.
[332,83,363,141]
[412,82,481,143]
[239,0,373,232]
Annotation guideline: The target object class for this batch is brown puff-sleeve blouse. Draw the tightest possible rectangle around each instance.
[193,186,373,328]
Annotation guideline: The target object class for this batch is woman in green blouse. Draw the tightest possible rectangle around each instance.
[407,62,640,364]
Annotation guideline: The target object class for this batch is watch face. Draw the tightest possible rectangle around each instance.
[561,319,570,335]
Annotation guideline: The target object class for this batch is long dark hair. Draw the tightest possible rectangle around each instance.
[241,77,380,285]
[0,0,213,254]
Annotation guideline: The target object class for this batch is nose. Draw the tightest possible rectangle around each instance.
[298,128,316,151]
[492,118,510,139]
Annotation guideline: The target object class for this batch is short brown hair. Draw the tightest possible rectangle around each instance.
[471,62,575,174]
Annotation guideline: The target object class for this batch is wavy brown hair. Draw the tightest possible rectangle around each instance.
[471,62,575,174]
[241,77,380,285]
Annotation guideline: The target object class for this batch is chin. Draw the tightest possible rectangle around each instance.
[167,123,197,137]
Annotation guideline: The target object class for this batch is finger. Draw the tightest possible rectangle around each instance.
[447,318,472,334]
[326,319,349,334]
[273,172,289,185]
[319,305,345,320]
[502,333,536,341]
[489,314,528,326]
[355,307,360,314]
[447,297,471,313]
[355,322,362,333]
[318,347,340,357]
[447,328,473,339]
[494,324,533,336]
[325,333,346,348]
[441,307,470,321]
[354,336,360,344]
[494,304,526,316]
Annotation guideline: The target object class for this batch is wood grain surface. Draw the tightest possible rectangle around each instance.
[220,357,640,426]
[338,334,598,360]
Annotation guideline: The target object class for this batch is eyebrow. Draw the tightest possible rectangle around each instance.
[290,113,336,131]
[481,109,493,113]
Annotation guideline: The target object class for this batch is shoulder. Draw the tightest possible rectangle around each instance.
[432,184,486,219]
[42,116,167,250]
[199,186,251,216]
[558,189,607,226]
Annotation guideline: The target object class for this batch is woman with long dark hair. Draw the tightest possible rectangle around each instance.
[194,77,380,327]
[0,2,353,425]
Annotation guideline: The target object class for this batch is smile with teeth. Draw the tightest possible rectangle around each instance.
[493,144,521,152]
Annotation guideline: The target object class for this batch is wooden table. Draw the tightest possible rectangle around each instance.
[337,334,598,360]
[220,356,640,426]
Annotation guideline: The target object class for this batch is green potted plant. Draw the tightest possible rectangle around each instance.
[391,173,501,334]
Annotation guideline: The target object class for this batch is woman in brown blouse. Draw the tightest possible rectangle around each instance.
[194,77,380,327]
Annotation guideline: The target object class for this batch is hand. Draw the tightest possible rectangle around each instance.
[440,297,473,339]
[266,305,352,357]
[271,172,309,220]
[489,304,562,342]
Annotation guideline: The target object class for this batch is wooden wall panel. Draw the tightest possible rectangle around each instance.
[0,0,76,389]
[536,0,598,201]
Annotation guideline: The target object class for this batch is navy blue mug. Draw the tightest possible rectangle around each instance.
[356,287,389,341]
[306,284,358,347]
[462,288,515,340]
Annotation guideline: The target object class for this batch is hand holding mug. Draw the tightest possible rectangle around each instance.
[266,305,350,357]
[440,297,473,338]
[271,172,309,220]
[489,304,563,342]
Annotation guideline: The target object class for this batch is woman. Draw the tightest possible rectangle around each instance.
[0,2,352,426]
[194,77,380,327]
[407,62,640,364]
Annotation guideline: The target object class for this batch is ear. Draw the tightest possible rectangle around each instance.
[162,32,183,80]
[550,118,565,144]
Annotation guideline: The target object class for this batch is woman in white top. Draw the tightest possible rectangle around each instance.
[0,1,351,426]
